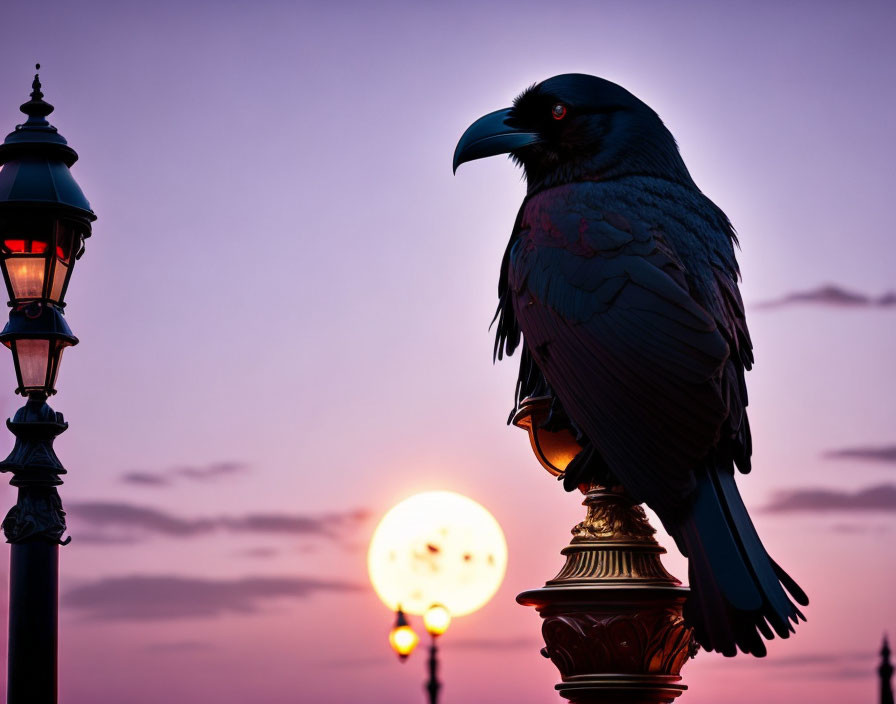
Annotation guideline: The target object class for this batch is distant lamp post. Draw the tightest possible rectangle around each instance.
[880,636,894,704]
[386,603,451,703]
[0,65,95,704]
[422,603,451,704]
[389,607,420,661]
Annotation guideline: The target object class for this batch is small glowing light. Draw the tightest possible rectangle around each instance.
[389,625,419,659]
[389,608,419,661]
[423,603,451,637]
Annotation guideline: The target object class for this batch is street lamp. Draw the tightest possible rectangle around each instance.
[422,603,450,704]
[389,606,420,661]
[423,603,450,637]
[0,65,95,704]
[389,604,451,704]
[386,604,452,704]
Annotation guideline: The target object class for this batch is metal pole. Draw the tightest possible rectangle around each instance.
[7,541,58,702]
[0,397,70,704]
[425,637,441,704]
[881,637,894,704]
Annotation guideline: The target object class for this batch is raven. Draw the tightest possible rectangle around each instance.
[454,74,808,657]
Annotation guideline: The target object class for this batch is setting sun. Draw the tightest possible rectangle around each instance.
[367,491,507,617]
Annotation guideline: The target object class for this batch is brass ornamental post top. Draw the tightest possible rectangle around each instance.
[513,397,696,704]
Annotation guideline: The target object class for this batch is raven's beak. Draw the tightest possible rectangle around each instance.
[453,108,541,173]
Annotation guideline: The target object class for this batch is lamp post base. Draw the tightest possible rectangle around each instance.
[517,485,696,704]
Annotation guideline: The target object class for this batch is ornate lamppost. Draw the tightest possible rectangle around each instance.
[422,603,450,704]
[512,397,695,704]
[389,606,420,662]
[0,65,95,703]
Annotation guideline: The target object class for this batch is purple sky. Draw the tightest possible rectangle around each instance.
[0,1,894,702]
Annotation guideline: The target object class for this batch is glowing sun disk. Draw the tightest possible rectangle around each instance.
[367,491,508,617]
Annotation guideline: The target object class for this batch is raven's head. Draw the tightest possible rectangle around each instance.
[454,74,693,193]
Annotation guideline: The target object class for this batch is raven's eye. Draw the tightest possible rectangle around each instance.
[551,104,567,120]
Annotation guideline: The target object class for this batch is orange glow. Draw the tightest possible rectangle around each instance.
[423,604,451,637]
[389,625,419,660]
[6,258,45,300]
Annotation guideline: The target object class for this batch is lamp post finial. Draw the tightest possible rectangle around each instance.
[20,63,53,120]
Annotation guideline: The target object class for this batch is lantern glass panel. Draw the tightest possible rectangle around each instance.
[533,425,582,475]
[6,256,46,299]
[0,219,83,305]
[15,338,50,390]
[48,342,65,390]
[50,259,69,302]
[49,223,78,303]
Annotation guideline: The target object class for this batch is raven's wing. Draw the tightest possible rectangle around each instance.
[510,182,730,513]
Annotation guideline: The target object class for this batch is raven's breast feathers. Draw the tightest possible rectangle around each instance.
[497,177,753,513]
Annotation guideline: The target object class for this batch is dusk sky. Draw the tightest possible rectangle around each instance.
[0,1,894,702]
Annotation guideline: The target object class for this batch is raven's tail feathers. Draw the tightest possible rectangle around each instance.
[674,467,808,657]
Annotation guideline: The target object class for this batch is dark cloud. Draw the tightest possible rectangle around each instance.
[830,522,892,534]
[228,509,370,538]
[764,484,896,512]
[318,655,391,669]
[175,461,248,482]
[121,472,170,487]
[826,667,875,680]
[711,650,878,681]
[444,636,540,651]
[825,446,896,464]
[761,651,876,681]
[66,501,369,542]
[754,284,896,310]
[239,547,279,559]
[64,575,362,620]
[763,651,872,668]
[120,461,248,487]
[143,640,213,653]
[74,533,142,545]
[68,503,217,537]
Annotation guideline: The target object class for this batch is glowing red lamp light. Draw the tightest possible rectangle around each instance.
[0,215,86,306]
